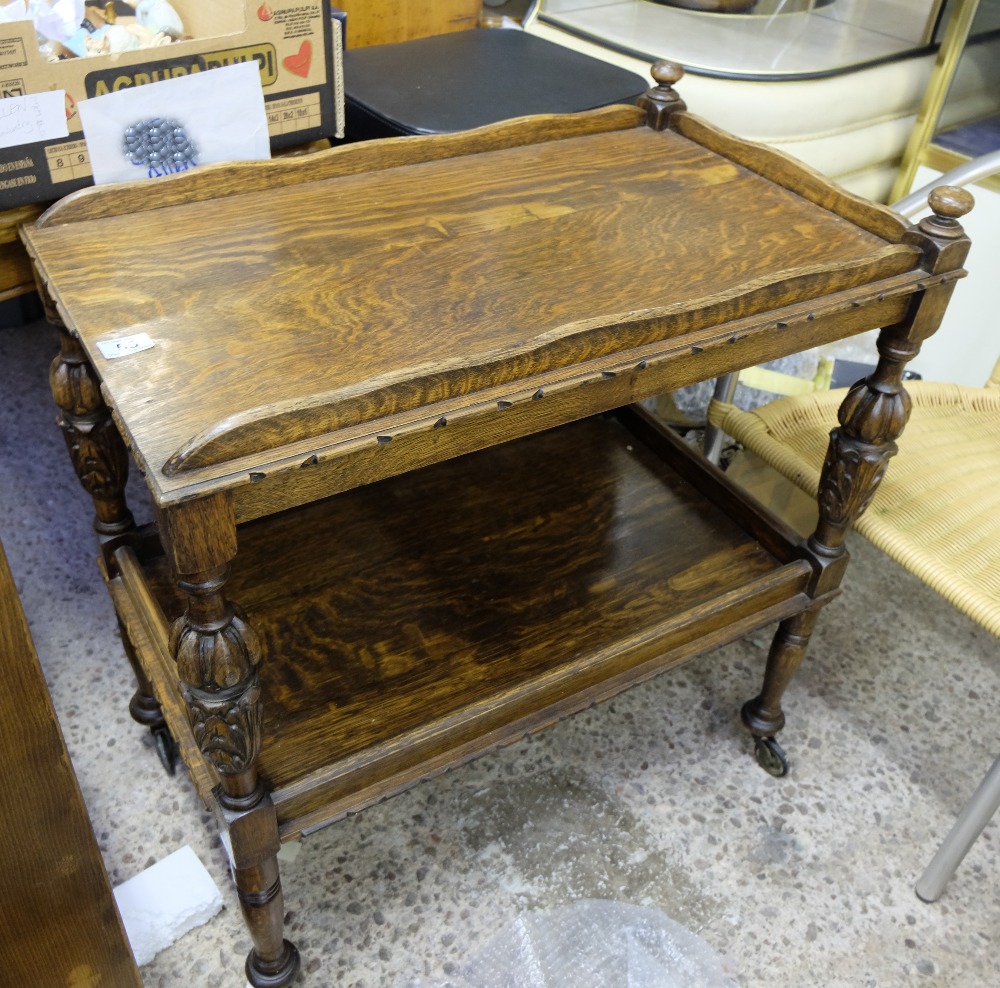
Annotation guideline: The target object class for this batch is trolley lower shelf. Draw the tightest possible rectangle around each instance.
[108,407,814,841]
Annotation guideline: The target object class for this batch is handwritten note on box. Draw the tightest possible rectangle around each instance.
[0,92,69,150]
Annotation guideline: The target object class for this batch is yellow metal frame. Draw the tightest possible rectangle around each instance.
[890,0,983,204]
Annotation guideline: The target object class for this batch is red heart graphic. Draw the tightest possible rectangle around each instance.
[283,40,312,79]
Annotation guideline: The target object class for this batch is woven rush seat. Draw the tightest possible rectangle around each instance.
[708,369,1000,636]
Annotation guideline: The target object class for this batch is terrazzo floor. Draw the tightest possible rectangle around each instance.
[3,310,999,987]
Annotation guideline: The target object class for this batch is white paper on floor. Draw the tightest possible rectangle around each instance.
[113,844,224,966]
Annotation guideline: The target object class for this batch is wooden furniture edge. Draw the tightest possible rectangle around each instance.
[30,105,646,228]
[0,538,143,986]
[104,274,929,510]
[277,582,816,839]
[111,524,814,845]
[161,250,923,478]
[106,547,221,804]
[672,111,916,241]
[101,412,818,841]
[223,281,915,523]
[215,280,914,523]
[1,203,45,242]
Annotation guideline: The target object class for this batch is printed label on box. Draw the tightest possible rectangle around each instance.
[0,77,25,99]
[0,37,27,72]
[45,140,91,182]
[266,92,322,136]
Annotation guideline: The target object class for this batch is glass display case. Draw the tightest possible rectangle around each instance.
[524,0,1000,202]
[528,0,1000,81]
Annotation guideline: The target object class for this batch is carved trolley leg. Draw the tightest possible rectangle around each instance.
[742,607,822,777]
[743,187,974,774]
[742,348,913,773]
[48,330,135,541]
[158,494,300,988]
[116,614,179,774]
[45,309,176,755]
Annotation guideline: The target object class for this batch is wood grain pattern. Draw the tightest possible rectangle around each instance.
[217,280,918,524]
[0,539,142,988]
[24,123,919,502]
[122,413,812,831]
[672,112,912,241]
[336,0,482,47]
[0,203,44,299]
[34,106,646,227]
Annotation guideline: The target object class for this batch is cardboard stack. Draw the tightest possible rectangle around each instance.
[0,0,344,208]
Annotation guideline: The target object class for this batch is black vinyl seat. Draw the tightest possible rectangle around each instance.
[342,29,650,141]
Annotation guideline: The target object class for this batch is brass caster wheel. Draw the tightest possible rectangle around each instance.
[754,736,789,777]
[152,725,178,776]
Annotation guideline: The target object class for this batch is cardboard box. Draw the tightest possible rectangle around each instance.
[0,1,344,208]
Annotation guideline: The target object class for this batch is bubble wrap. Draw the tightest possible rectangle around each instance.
[404,900,738,988]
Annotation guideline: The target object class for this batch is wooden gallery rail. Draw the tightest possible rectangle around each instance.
[21,63,971,987]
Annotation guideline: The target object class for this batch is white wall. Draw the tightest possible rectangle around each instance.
[905,165,1000,387]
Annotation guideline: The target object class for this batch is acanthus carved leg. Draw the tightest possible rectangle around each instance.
[741,186,973,774]
[744,326,921,774]
[808,333,914,561]
[160,495,300,988]
[49,325,135,540]
[742,189,975,773]
[45,321,171,744]
[170,568,266,811]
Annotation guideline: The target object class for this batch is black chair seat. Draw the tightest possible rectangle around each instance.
[343,29,650,141]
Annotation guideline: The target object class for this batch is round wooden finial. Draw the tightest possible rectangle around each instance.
[919,185,974,239]
[928,185,974,220]
[650,60,685,88]
[640,61,687,130]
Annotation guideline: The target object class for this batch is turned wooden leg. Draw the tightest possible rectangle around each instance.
[45,317,169,741]
[159,494,300,988]
[742,607,822,776]
[48,324,135,541]
[229,800,299,988]
[740,338,912,774]
[743,191,974,774]
[116,615,178,774]
[742,343,911,774]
